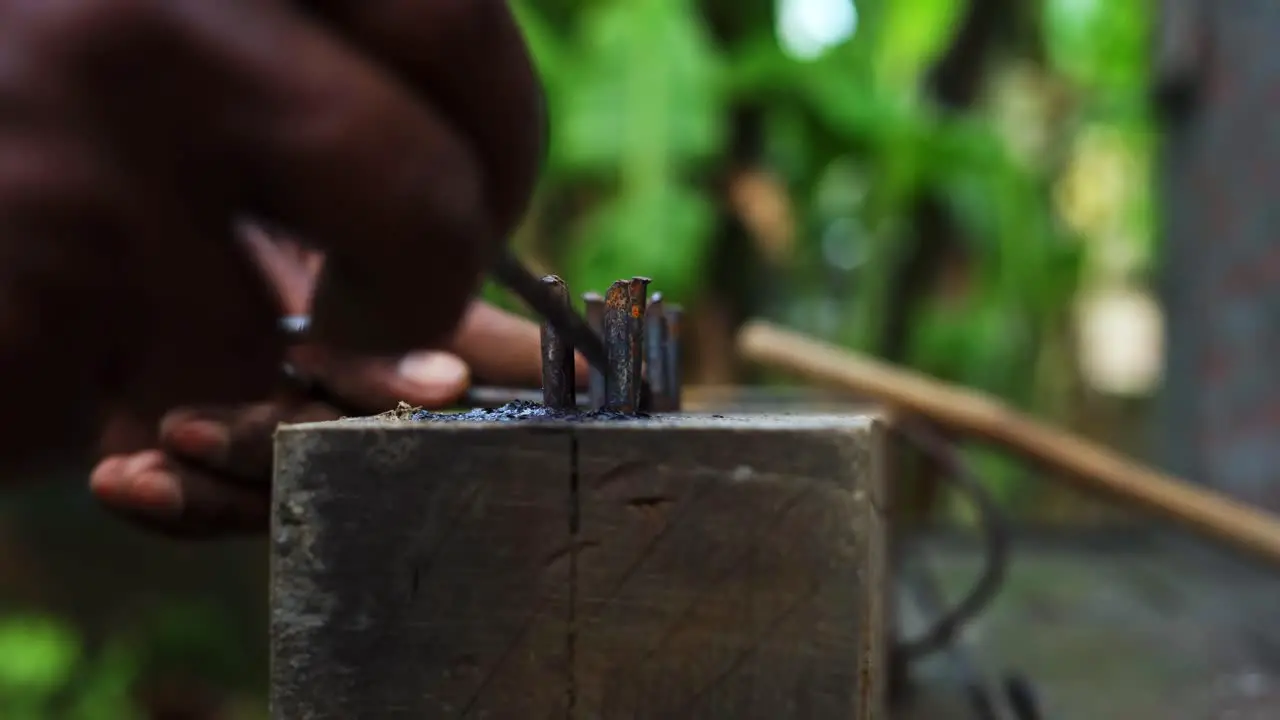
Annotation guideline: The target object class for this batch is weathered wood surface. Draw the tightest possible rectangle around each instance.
[270,413,888,719]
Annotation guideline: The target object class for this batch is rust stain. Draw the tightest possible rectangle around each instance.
[604,283,628,309]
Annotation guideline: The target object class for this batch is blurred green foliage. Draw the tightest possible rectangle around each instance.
[0,615,138,720]
[505,0,1155,506]
[507,0,1152,383]
[0,593,264,719]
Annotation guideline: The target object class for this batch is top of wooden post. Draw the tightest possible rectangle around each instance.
[279,409,879,435]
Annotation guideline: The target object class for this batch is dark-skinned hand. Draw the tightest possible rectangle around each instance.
[0,2,547,502]
[88,227,587,538]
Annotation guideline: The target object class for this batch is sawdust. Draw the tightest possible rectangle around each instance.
[407,399,645,423]
[374,401,425,421]
[347,400,648,424]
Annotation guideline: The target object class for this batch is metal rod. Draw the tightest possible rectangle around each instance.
[539,275,576,410]
[665,304,684,411]
[603,281,633,412]
[490,251,657,407]
[644,293,669,411]
[491,250,609,375]
[582,292,607,409]
[626,277,651,411]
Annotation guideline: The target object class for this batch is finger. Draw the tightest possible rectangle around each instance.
[300,301,587,413]
[201,6,494,355]
[61,3,494,356]
[158,401,338,483]
[237,221,322,315]
[304,0,546,237]
[106,213,283,427]
[294,300,589,414]
[98,409,158,457]
[316,351,472,412]
[89,450,268,538]
[447,302,589,387]
[0,4,290,467]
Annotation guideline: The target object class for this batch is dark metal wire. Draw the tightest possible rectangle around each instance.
[890,419,1040,719]
[892,419,1011,663]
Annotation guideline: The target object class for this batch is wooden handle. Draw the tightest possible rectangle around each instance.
[737,319,1280,567]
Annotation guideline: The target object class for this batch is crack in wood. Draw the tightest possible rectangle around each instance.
[567,432,580,719]
[270,416,886,719]
[582,476,724,625]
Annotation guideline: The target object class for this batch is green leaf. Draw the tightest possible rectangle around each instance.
[64,638,143,720]
[511,0,566,81]
[871,0,965,89]
[552,0,726,176]
[1043,0,1148,90]
[567,184,717,303]
[479,278,526,316]
[0,616,80,697]
[143,602,244,685]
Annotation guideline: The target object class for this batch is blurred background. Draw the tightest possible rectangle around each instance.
[7,0,1277,717]
[500,0,1157,524]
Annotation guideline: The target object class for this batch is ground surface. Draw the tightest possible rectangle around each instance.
[898,531,1280,720]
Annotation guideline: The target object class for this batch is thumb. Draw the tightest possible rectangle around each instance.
[313,350,472,412]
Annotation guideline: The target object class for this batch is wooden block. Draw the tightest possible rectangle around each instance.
[270,425,574,718]
[270,413,888,720]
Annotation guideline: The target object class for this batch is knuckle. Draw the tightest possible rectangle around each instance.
[0,0,172,96]
[8,0,164,47]
[0,0,179,132]
[0,136,116,220]
[417,153,489,265]
[330,0,506,32]
[422,141,487,228]
[416,0,504,28]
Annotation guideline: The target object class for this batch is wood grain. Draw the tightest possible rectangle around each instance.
[572,416,887,720]
[271,423,573,719]
[270,414,887,719]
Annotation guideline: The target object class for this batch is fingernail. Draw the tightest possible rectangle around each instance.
[121,449,166,477]
[126,471,184,518]
[90,452,181,518]
[163,420,230,463]
[397,352,469,389]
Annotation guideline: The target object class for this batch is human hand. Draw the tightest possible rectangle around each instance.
[0,0,545,470]
[89,228,585,537]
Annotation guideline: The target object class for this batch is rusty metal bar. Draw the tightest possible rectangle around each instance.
[603,281,634,412]
[626,277,651,410]
[583,292,607,409]
[664,304,683,411]
[645,293,670,411]
[538,275,576,410]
